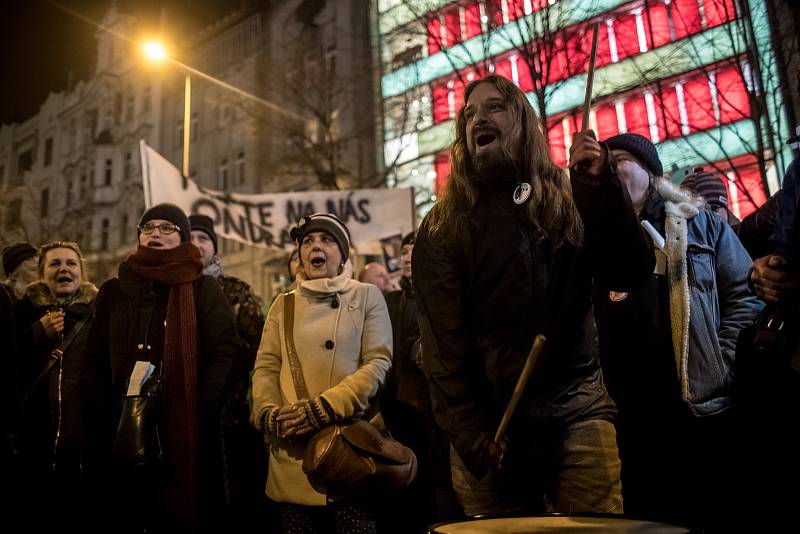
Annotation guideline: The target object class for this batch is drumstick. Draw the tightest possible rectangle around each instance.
[494,334,546,444]
[581,22,600,131]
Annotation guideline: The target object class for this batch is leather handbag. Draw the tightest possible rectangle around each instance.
[111,372,163,467]
[282,291,417,497]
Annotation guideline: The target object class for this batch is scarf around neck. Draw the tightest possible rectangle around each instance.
[297,259,354,297]
[123,243,202,523]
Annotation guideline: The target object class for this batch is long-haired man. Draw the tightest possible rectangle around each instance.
[413,75,654,516]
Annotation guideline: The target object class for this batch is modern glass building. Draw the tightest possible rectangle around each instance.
[375,0,794,218]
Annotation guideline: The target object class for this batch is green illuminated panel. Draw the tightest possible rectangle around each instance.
[410,116,758,168]
[383,20,743,99]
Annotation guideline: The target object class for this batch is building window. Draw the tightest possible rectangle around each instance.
[5,198,21,230]
[44,138,54,167]
[67,179,73,205]
[0,166,5,186]
[126,94,135,121]
[104,159,113,186]
[234,152,245,185]
[191,112,199,142]
[101,218,110,251]
[120,213,129,244]
[80,173,87,199]
[16,149,34,183]
[124,151,133,180]
[218,159,229,190]
[41,188,50,218]
[143,86,152,112]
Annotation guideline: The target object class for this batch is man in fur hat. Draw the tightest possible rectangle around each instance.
[588,133,762,530]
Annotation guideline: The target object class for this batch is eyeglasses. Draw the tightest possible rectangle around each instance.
[139,222,181,235]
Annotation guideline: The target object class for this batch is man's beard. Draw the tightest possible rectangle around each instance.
[469,145,520,186]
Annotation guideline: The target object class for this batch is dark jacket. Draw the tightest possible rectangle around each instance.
[82,263,237,492]
[383,277,429,415]
[13,281,97,464]
[773,156,800,263]
[413,162,654,477]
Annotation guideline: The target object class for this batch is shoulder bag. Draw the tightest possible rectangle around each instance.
[282,290,417,498]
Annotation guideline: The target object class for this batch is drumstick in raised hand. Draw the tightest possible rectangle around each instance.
[581,22,600,131]
[494,334,546,445]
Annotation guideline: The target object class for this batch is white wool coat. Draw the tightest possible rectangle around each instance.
[251,265,393,505]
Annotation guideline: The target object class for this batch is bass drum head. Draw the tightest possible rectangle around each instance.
[430,514,689,533]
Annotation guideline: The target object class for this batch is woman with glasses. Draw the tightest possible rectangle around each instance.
[11,240,97,527]
[251,213,393,534]
[82,203,238,531]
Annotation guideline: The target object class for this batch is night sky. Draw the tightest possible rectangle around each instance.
[0,0,239,125]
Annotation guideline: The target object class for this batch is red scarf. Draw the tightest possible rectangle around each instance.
[124,242,202,524]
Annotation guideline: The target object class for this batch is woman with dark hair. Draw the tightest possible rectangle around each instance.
[12,240,97,527]
[251,213,392,533]
[82,203,237,531]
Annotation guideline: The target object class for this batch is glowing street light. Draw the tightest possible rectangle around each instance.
[141,40,191,178]
[142,41,167,63]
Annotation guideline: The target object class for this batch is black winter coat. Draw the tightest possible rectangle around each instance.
[81,263,237,498]
[13,282,97,465]
[413,165,654,478]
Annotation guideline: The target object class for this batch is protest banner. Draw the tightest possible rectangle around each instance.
[140,140,415,251]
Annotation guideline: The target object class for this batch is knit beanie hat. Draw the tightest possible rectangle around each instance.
[138,203,191,242]
[681,168,729,210]
[604,133,663,177]
[2,241,38,276]
[290,213,351,262]
[189,214,218,254]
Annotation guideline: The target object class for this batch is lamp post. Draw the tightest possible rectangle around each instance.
[143,41,191,178]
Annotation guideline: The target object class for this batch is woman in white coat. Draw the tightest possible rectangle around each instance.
[251,213,392,533]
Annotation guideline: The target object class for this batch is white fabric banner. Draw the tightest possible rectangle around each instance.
[140,140,415,251]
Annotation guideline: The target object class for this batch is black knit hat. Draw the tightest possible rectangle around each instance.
[2,241,38,276]
[605,133,663,177]
[138,203,191,242]
[189,214,218,254]
[682,168,729,210]
[290,213,351,262]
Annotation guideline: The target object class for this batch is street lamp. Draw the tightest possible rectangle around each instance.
[142,41,191,178]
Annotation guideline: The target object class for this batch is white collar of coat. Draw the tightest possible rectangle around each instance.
[297,259,354,297]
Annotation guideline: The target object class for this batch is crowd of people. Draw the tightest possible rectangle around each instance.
[1,73,799,533]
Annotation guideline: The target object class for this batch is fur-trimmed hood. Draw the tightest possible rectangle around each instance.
[654,176,704,220]
[24,280,98,308]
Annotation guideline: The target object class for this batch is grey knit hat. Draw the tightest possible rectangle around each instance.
[290,213,351,262]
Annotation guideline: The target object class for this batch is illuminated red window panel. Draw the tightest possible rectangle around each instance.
[643,2,671,49]
[672,0,701,39]
[704,0,737,29]
[717,154,768,218]
[427,16,442,55]
[592,22,613,67]
[547,120,568,168]
[683,77,716,132]
[543,40,568,83]
[565,28,589,75]
[530,0,549,11]
[485,0,504,27]
[444,7,462,48]
[452,77,466,114]
[624,96,650,138]
[506,0,526,22]
[515,57,535,92]
[494,57,514,83]
[595,104,619,141]
[463,2,482,39]
[652,85,683,139]
[716,66,750,124]
[614,12,641,60]
[432,82,450,124]
[434,151,450,195]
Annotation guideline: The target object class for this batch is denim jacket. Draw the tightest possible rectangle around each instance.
[657,178,763,415]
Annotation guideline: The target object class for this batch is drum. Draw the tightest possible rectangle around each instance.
[429,514,689,533]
